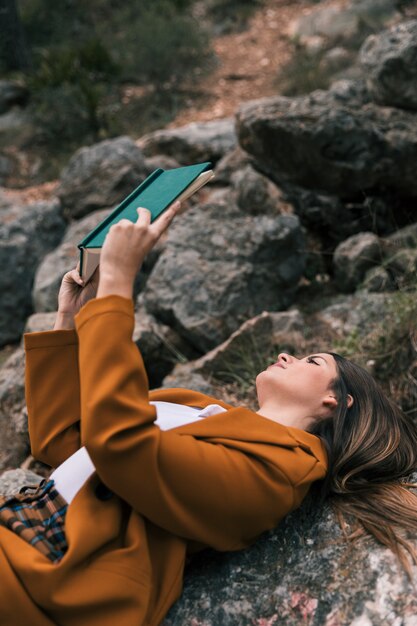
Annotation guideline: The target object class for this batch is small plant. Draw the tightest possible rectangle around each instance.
[275,42,335,97]
[334,285,417,415]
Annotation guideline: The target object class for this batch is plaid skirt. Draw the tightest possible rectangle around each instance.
[0,478,68,563]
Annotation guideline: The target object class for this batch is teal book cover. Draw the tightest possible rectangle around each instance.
[78,161,213,281]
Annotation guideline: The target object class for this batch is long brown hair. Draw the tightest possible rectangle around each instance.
[308,353,417,577]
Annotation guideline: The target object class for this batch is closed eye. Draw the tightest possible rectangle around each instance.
[306,356,320,365]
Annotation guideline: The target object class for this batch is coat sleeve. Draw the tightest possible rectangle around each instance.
[75,295,323,551]
[24,329,81,468]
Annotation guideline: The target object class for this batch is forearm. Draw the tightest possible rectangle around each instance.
[96,275,134,300]
[54,311,76,330]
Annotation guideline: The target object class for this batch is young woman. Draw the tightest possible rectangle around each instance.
[0,201,416,625]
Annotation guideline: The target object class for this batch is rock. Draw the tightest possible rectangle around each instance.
[57,136,148,219]
[164,480,417,625]
[362,265,396,292]
[383,221,417,251]
[236,88,417,197]
[212,147,252,186]
[0,200,67,346]
[133,306,197,388]
[0,80,29,115]
[319,47,355,74]
[317,291,393,337]
[137,118,237,165]
[385,247,417,289]
[0,469,42,496]
[231,165,291,215]
[360,19,417,110]
[0,346,28,471]
[287,186,400,246]
[161,370,217,395]
[333,232,383,292]
[328,78,371,105]
[141,199,305,353]
[143,155,181,173]
[289,0,400,47]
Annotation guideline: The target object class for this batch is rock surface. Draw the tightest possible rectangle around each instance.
[289,0,400,47]
[141,200,305,353]
[360,19,417,110]
[57,136,148,219]
[236,87,417,197]
[333,232,383,292]
[0,345,28,471]
[0,200,67,346]
[137,118,237,165]
[163,476,417,625]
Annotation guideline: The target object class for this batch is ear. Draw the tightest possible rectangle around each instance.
[347,394,354,408]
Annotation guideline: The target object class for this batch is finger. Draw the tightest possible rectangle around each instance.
[71,269,84,286]
[136,206,152,227]
[150,200,181,238]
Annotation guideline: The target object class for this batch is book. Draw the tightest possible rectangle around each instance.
[77,161,214,282]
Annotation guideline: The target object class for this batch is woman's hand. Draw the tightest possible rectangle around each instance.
[54,262,100,327]
[58,262,100,312]
[96,200,181,299]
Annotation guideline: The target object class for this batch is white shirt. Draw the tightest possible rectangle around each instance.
[50,401,227,504]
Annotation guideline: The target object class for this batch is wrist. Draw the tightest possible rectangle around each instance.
[54,311,76,330]
[96,277,134,300]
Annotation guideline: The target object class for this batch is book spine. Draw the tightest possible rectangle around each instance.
[78,168,164,248]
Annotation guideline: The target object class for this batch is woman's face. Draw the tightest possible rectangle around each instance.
[256,352,339,416]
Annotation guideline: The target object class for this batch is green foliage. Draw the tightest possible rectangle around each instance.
[334,285,417,415]
[30,40,118,89]
[110,2,213,88]
[16,0,214,153]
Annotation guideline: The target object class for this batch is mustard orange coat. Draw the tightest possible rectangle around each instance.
[0,295,328,626]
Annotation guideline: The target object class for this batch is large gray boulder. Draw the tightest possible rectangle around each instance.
[360,19,417,110]
[164,481,417,625]
[236,87,417,197]
[0,200,67,346]
[141,199,305,353]
[57,136,148,219]
[137,118,237,165]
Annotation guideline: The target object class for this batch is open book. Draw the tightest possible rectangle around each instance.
[77,161,214,282]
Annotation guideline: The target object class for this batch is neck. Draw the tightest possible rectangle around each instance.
[256,402,313,431]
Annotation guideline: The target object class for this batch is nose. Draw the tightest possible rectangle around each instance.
[277,353,293,364]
